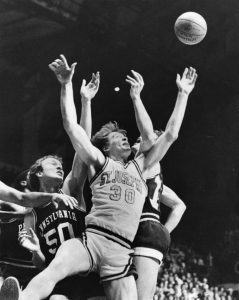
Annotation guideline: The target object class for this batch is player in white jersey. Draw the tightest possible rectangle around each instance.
[126,70,190,300]
[0,55,197,300]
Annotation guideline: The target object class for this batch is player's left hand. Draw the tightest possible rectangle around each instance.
[51,193,78,209]
[80,72,100,101]
[176,67,198,95]
[48,54,77,85]
[125,70,144,100]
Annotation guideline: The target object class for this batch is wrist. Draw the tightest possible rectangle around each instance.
[61,81,72,88]
[30,248,40,254]
[177,89,189,97]
[81,95,92,103]
[131,95,141,101]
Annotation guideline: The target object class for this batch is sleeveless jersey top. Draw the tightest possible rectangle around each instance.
[32,199,86,265]
[141,163,163,222]
[86,155,148,247]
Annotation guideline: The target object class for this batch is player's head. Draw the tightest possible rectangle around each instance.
[29,155,64,191]
[12,169,31,192]
[91,121,131,161]
[131,129,163,154]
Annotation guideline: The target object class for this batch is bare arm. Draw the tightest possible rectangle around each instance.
[19,228,46,270]
[62,154,88,210]
[49,55,105,172]
[22,213,46,270]
[161,185,186,233]
[0,181,77,208]
[142,67,198,170]
[126,70,155,151]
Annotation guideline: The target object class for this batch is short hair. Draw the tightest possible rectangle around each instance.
[12,169,31,192]
[154,129,163,137]
[91,121,127,155]
[28,155,63,191]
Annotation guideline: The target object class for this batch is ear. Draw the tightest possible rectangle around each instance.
[103,146,109,154]
[36,171,43,178]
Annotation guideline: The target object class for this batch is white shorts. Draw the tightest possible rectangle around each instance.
[83,230,135,282]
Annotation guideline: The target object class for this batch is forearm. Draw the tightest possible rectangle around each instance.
[32,250,46,270]
[60,82,78,130]
[80,98,92,138]
[0,181,56,207]
[0,210,25,220]
[165,91,189,140]
[132,96,154,142]
[164,204,186,233]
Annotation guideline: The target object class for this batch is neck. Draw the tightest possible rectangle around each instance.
[109,154,127,164]
[39,182,60,193]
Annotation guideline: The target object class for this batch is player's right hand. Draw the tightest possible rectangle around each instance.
[51,193,78,210]
[18,228,40,253]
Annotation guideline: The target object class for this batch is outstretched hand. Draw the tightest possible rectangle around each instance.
[176,67,198,95]
[51,193,78,210]
[126,70,144,100]
[48,54,77,85]
[18,228,40,253]
[80,72,100,101]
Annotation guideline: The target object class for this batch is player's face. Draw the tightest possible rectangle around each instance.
[41,158,64,182]
[107,132,131,158]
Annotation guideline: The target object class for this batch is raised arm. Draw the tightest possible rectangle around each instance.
[143,67,198,170]
[62,154,88,210]
[49,55,105,171]
[161,185,186,233]
[50,55,100,202]
[126,70,155,152]
[0,181,77,208]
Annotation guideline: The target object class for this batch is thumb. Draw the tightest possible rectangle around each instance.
[29,228,36,238]
[176,74,180,84]
[71,62,77,73]
[81,79,86,87]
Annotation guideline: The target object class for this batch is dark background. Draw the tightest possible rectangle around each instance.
[1,0,239,276]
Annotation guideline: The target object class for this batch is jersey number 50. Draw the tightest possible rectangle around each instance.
[44,222,75,254]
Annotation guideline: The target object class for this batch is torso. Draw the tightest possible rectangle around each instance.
[32,200,86,265]
[85,156,148,244]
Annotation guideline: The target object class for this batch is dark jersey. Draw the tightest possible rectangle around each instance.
[141,163,163,219]
[32,201,86,265]
[0,218,32,264]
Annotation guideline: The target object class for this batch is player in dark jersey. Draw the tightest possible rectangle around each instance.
[18,156,102,300]
[0,171,38,288]
[126,70,188,300]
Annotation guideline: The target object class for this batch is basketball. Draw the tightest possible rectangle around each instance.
[174,12,207,45]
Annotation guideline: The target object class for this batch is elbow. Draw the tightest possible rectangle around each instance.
[62,119,71,132]
[165,130,178,143]
[181,201,187,213]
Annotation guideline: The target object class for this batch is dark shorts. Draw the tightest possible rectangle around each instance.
[49,273,104,300]
[133,220,171,262]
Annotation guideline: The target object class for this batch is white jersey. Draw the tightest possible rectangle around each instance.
[86,155,147,247]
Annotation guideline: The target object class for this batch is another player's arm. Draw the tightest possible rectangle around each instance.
[126,70,155,152]
[0,181,77,208]
[161,185,186,233]
[141,67,198,170]
[59,57,100,205]
[0,200,29,220]
[51,63,104,174]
